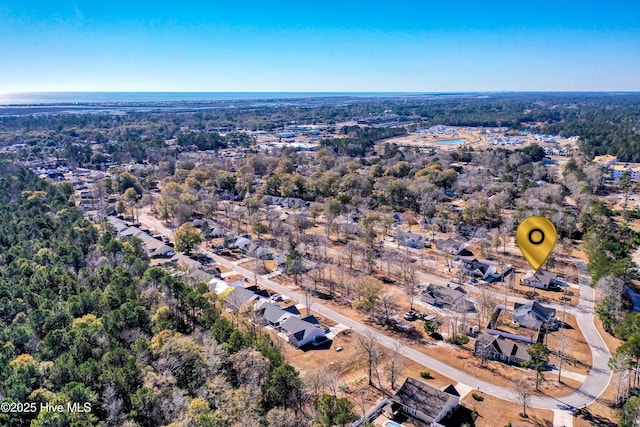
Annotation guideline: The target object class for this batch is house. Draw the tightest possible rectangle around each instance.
[225,287,261,311]
[229,236,251,252]
[396,230,429,249]
[210,277,235,295]
[419,216,434,228]
[108,217,175,258]
[513,301,557,330]
[455,225,488,239]
[210,226,229,238]
[384,378,460,427]
[455,256,504,280]
[474,334,531,365]
[270,252,316,273]
[279,315,325,347]
[520,269,560,290]
[263,196,308,210]
[435,238,466,255]
[144,238,175,258]
[107,216,129,233]
[421,284,475,313]
[247,242,273,260]
[256,303,299,328]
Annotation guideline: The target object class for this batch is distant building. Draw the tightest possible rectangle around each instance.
[593,154,618,168]
[593,155,640,181]
[263,195,309,210]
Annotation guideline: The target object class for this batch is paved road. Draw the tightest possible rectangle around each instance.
[135,214,612,413]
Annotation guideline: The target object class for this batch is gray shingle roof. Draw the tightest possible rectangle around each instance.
[513,301,556,323]
[393,378,457,420]
[225,287,258,307]
[262,303,291,324]
[280,316,322,342]
[422,284,475,312]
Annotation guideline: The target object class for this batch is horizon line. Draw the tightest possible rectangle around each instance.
[3,90,640,95]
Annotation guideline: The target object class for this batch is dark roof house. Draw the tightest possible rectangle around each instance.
[435,238,466,255]
[280,315,325,348]
[513,301,557,330]
[396,230,429,249]
[421,284,476,313]
[474,334,531,365]
[456,225,488,239]
[256,303,299,328]
[520,269,560,290]
[386,378,460,426]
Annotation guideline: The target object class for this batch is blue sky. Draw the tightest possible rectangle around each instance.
[1,1,639,92]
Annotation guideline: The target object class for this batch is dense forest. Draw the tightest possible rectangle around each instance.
[0,165,349,426]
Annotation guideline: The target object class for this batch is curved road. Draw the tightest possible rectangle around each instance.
[137,213,612,413]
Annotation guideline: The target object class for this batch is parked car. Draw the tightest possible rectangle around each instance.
[403,311,417,321]
[335,346,343,352]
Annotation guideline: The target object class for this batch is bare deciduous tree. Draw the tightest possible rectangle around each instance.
[512,376,533,418]
[384,342,405,391]
[610,352,632,406]
[357,331,384,386]
[378,291,398,325]
[556,331,571,384]
[402,263,419,312]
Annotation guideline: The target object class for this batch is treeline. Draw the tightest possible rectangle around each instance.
[320,125,407,156]
[0,166,350,426]
[176,132,227,151]
[544,108,640,162]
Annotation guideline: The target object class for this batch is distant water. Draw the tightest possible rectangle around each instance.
[436,138,466,145]
[0,92,426,105]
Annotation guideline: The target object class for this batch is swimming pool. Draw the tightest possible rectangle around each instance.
[436,138,466,145]
[383,421,404,427]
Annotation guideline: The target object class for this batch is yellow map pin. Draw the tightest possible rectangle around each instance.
[515,216,557,271]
